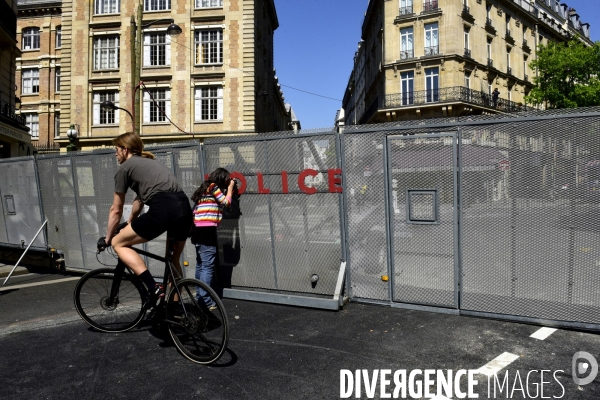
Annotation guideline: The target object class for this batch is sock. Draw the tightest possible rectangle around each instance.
[139,270,157,292]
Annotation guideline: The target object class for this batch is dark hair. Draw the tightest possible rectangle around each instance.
[191,168,230,203]
[113,132,155,159]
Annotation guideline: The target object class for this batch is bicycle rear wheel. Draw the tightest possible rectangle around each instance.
[74,268,146,333]
[166,278,229,364]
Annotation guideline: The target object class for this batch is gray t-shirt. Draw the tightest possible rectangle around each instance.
[114,155,182,203]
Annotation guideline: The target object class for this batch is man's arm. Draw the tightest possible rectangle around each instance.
[128,197,144,224]
[106,192,126,245]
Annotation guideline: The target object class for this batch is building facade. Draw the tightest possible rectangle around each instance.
[0,0,32,158]
[17,0,294,150]
[343,0,594,125]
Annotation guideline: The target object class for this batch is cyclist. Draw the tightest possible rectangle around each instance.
[103,132,192,307]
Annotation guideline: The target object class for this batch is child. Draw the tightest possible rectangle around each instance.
[190,168,236,310]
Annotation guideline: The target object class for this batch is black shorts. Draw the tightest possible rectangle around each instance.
[131,191,193,241]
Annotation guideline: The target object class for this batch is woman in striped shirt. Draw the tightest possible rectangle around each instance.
[190,168,235,309]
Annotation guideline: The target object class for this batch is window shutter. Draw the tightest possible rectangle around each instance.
[217,87,223,121]
[166,34,171,65]
[93,103,100,125]
[194,88,201,121]
[165,90,171,119]
[143,34,150,66]
[114,91,120,124]
[143,91,150,123]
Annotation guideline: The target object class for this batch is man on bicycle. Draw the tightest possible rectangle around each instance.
[103,132,192,307]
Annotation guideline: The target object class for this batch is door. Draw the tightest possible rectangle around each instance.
[387,133,458,308]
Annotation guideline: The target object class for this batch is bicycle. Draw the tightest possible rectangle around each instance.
[73,223,229,364]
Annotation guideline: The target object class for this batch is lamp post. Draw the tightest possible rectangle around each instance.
[66,124,78,152]
[101,100,134,123]
[130,10,182,134]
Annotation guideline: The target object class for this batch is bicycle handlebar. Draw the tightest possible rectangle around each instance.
[97,222,128,253]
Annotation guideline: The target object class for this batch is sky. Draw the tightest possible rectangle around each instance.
[272,0,600,130]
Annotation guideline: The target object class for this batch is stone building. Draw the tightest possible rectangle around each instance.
[16,0,294,150]
[0,0,31,157]
[343,0,594,125]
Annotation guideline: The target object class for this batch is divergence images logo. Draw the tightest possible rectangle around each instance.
[572,352,598,386]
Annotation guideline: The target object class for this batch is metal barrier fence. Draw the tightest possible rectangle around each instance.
[1,107,599,328]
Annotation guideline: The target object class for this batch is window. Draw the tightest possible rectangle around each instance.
[95,0,119,14]
[22,69,39,94]
[143,33,170,66]
[56,26,62,48]
[93,36,120,70]
[425,67,439,102]
[25,114,39,139]
[195,86,223,121]
[400,0,412,14]
[195,30,223,64]
[400,71,414,105]
[486,3,491,19]
[93,92,120,125]
[506,15,511,33]
[196,0,222,8]
[487,38,492,59]
[464,71,471,89]
[424,23,438,56]
[144,0,171,12]
[143,89,170,123]
[54,112,60,138]
[464,27,470,55]
[22,28,40,50]
[55,67,60,92]
[523,56,528,79]
[507,47,511,73]
[400,27,413,59]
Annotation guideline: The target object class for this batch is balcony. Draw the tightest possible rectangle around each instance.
[461,5,475,23]
[423,0,439,13]
[383,86,531,113]
[464,48,472,58]
[522,39,531,53]
[505,29,515,45]
[400,49,414,60]
[487,58,494,68]
[485,18,497,34]
[424,45,439,56]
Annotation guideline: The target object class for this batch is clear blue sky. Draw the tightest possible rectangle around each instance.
[273,0,600,130]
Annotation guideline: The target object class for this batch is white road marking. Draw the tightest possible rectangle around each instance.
[530,327,557,340]
[476,352,520,377]
[431,396,452,400]
[0,277,80,292]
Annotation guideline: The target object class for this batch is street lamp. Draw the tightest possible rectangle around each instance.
[130,12,182,134]
[66,124,78,152]
[101,100,134,123]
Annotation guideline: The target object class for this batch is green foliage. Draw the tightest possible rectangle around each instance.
[525,39,600,108]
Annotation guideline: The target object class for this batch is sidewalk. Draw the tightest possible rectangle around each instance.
[0,264,30,279]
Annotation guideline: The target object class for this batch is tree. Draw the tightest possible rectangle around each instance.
[525,38,600,108]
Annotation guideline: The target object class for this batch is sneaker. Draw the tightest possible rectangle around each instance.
[144,284,165,309]
[208,304,218,312]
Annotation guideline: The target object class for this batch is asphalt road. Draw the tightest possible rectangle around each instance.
[1,271,600,399]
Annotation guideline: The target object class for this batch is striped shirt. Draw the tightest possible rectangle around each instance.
[193,183,231,227]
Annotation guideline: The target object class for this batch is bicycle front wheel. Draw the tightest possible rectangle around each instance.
[74,268,146,333]
[166,278,229,364]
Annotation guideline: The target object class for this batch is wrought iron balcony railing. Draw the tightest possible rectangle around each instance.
[487,58,494,67]
[524,74,529,82]
[506,29,512,38]
[507,66,512,75]
[399,6,413,15]
[382,86,531,113]
[462,5,470,15]
[400,49,414,59]
[424,45,439,56]
[423,0,438,12]
[486,18,493,27]
[464,48,471,58]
